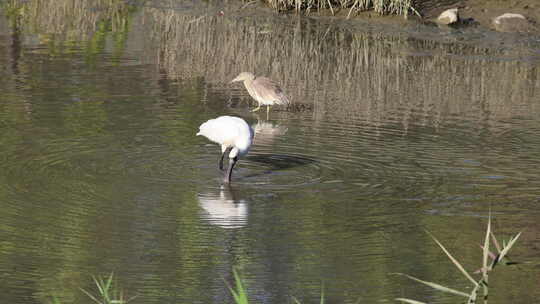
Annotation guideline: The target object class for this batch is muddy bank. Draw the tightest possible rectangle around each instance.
[421,0,540,33]
[258,0,539,34]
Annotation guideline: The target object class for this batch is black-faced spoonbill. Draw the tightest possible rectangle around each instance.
[197,116,254,183]
[230,72,290,117]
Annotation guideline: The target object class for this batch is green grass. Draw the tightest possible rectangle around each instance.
[80,273,135,304]
[49,273,135,304]
[395,214,521,304]
[226,269,250,304]
[226,268,329,304]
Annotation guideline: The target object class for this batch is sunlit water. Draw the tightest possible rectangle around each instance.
[1,1,540,304]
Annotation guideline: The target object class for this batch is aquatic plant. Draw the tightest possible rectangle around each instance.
[256,0,418,17]
[292,288,326,304]
[225,269,250,304]
[226,268,330,304]
[394,214,521,304]
[80,273,136,304]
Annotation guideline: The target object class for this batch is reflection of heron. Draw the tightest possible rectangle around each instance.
[198,186,247,229]
[252,120,288,145]
[197,116,254,183]
[230,72,290,117]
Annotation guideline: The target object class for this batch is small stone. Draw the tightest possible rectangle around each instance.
[437,8,459,25]
[493,13,532,32]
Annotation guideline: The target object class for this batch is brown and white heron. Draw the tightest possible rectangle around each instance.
[230,72,290,116]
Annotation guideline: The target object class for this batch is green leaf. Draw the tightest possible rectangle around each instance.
[225,268,249,304]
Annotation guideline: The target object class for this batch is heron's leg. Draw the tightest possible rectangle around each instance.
[219,147,232,171]
[251,105,261,112]
[223,156,238,183]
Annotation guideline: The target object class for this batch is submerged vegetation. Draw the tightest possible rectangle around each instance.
[259,0,418,17]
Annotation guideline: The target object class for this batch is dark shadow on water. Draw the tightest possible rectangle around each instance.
[244,153,316,176]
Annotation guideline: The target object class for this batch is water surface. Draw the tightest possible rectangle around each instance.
[1,1,540,304]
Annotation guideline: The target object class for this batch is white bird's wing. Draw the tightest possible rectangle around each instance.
[198,116,241,146]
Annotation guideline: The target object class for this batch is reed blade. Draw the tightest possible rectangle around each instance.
[467,283,479,304]
[482,215,491,277]
[395,298,428,304]
[492,232,522,269]
[426,231,478,287]
[393,273,470,298]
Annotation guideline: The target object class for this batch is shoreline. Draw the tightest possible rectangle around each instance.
[257,0,540,34]
[425,0,539,33]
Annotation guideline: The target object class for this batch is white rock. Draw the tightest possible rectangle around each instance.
[493,13,531,32]
[493,13,525,24]
[437,8,459,25]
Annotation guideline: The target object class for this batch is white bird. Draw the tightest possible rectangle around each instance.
[230,72,290,117]
[196,116,254,183]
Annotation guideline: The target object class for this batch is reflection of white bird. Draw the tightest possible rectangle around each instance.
[230,72,290,117]
[197,116,254,183]
[199,186,247,229]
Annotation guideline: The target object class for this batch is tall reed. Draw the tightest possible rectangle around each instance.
[261,0,417,17]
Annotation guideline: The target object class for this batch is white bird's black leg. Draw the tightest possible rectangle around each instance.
[223,156,238,183]
[219,147,232,171]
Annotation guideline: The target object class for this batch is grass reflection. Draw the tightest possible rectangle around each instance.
[145,6,539,128]
[2,0,133,62]
[4,0,539,129]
